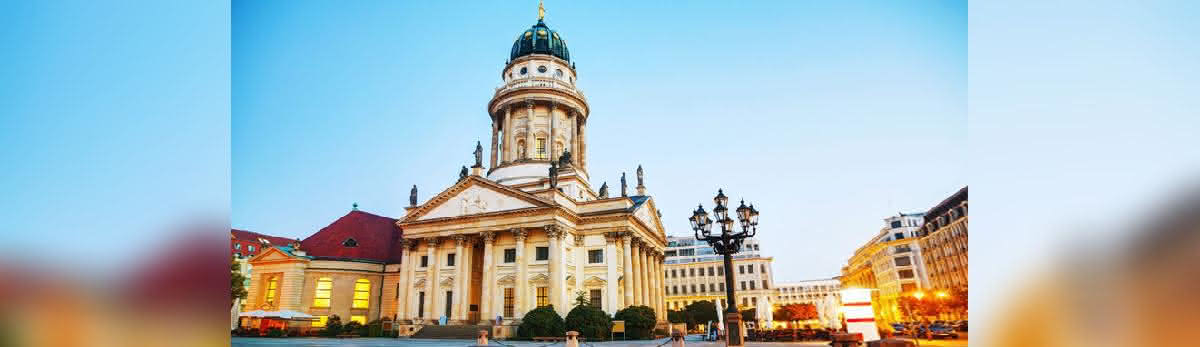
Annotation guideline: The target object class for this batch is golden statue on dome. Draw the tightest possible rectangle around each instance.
[538,0,546,20]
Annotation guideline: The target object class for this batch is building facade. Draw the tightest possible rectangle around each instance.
[917,187,967,291]
[241,9,670,335]
[774,278,842,329]
[840,213,932,324]
[662,236,775,324]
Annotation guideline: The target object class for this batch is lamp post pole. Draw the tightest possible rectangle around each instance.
[688,189,759,347]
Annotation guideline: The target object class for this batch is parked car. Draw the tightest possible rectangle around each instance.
[953,320,968,332]
[926,324,960,339]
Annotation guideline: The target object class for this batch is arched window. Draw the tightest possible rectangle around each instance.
[313,277,333,307]
[353,279,371,309]
[264,276,278,306]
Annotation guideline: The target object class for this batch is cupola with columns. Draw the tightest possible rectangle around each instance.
[486,2,591,198]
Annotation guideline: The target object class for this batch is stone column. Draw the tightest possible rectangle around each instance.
[630,240,643,307]
[425,237,440,320]
[397,238,412,320]
[572,112,581,167]
[479,231,496,323]
[452,235,467,323]
[525,101,534,160]
[490,121,499,169]
[579,122,586,168]
[460,237,474,321]
[513,228,529,317]
[406,241,420,321]
[546,225,565,316]
[573,235,584,300]
[621,233,634,309]
[655,252,665,321]
[548,102,556,160]
[604,232,619,314]
[640,244,651,308]
[503,107,512,163]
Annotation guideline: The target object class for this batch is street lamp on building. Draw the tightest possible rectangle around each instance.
[689,189,759,347]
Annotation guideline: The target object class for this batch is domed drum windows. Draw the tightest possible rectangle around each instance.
[555,69,563,78]
[520,67,528,75]
[537,65,547,73]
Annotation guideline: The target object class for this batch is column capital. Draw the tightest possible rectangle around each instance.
[525,99,535,109]
[511,228,527,242]
[453,234,467,246]
[398,238,412,248]
[480,231,497,244]
[574,235,585,247]
[426,237,441,247]
[604,232,621,243]
[545,224,564,239]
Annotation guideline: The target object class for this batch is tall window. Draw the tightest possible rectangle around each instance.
[690,268,696,276]
[750,281,756,290]
[588,249,603,263]
[748,265,754,274]
[536,247,549,261]
[418,292,426,318]
[421,255,429,267]
[504,249,517,263]
[535,138,547,159]
[313,277,332,307]
[739,265,745,274]
[536,287,549,307]
[504,288,515,317]
[447,253,456,267]
[353,278,370,309]
[717,267,724,276]
[761,264,767,273]
[264,276,278,306]
[708,267,715,276]
[590,289,602,308]
[762,280,768,289]
[312,315,328,328]
[710,283,716,292]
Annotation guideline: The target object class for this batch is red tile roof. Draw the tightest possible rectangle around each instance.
[300,210,404,264]
[231,228,296,246]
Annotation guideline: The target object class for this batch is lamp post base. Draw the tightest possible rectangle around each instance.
[725,311,744,346]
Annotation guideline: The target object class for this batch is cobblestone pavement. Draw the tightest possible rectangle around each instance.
[232,335,967,347]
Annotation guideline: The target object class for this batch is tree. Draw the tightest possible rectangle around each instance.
[899,295,945,322]
[614,305,656,339]
[518,306,566,338]
[322,315,343,337]
[231,258,247,306]
[684,301,718,329]
[565,304,612,339]
[573,290,590,307]
[772,304,818,328]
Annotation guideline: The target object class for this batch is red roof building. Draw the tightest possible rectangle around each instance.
[231,229,295,259]
[299,210,404,264]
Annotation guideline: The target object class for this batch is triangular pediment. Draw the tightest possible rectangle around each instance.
[412,278,425,288]
[497,274,516,285]
[583,276,607,286]
[403,176,553,223]
[439,276,455,287]
[631,197,667,240]
[529,273,550,285]
[248,247,297,263]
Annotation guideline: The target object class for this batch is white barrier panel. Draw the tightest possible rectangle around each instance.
[840,288,880,341]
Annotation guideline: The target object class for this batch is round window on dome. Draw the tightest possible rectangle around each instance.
[520,67,528,75]
[555,69,563,77]
[538,66,547,73]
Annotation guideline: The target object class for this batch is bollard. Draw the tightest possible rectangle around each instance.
[565,331,580,347]
[671,329,686,347]
[477,329,489,346]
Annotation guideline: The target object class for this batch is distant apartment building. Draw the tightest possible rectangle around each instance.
[663,236,775,323]
[917,187,968,291]
[840,212,932,324]
[775,278,842,306]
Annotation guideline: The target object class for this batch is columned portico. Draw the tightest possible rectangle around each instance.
[451,235,467,324]
[546,225,566,316]
[621,233,634,308]
[631,240,644,307]
[425,237,440,320]
[604,232,620,314]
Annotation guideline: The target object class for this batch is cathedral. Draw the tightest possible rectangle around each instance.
[241,6,670,337]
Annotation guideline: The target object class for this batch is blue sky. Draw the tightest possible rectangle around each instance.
[232,1,966,281]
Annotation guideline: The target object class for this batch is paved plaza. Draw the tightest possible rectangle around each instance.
[232,335,967,347]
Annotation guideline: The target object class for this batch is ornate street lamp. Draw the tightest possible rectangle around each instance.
[689,189,759,347]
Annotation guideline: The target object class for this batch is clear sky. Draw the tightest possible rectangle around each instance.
[232,1,966,282]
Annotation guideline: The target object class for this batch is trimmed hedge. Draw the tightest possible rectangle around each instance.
[614,305,656,339]
[518,306,566,338]
[565,305,611,339]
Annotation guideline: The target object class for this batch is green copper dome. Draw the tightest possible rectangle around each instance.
[510,19,571,63]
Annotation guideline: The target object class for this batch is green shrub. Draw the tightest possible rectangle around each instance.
[322,315,343,337]
[344,321,366,337]
[614,305,656,340]
[565,305,611,340]
[518,306,566,338]
[265,327,285,337]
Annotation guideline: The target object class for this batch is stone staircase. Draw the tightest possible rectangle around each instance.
[411,324,491,339]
